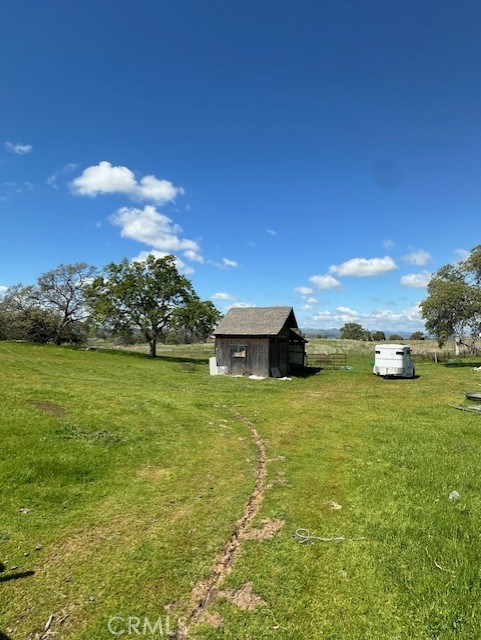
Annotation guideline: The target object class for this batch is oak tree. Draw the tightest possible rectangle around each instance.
[420,245,481,352]
[86,255,197,357]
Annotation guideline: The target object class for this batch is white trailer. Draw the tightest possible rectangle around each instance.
[373,343,415,378]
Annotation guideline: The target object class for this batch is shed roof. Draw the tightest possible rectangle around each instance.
[213,306,298,336]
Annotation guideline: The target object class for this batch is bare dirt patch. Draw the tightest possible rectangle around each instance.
[198,611,224,628]
[244,518,285,540]
[219,581,267,611]
[30,400,66,419]
[266,455,285,463]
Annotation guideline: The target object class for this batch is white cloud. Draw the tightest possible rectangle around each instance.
[183,249,204,263]
[212,292,234,300]
[307,302,423,332]
[221,258,238,269]
[307,297,318,304]
[208,257,239,270]
[402,249,432,266]
[73,161,136,195]
[5,142,33,155]
[0,285,8,294]
[294,286,314,295]
[110,205,202,262]
[46,163,78,188]
[136,174,183,203]
[336,306,359,317]
[70,161,184,204]
[266,229,277,236]
[309,274,342,290]
[132,250,194,275]
[400,271,432,288]
[329,256,397,277]
[383,239,394,249]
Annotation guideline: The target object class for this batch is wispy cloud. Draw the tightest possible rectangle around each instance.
[402,249,432,266]
[110,205,202,262]
[211,292,234,300]
[294,286,314,295]
[309,274,342,290]
[266,229,276,236]
[2,181,35,197]
[219,258,238,269]
[329,256,397,277]
[5,141,33,155]
[400,271,432,288]
[383,239,394,249]
[230,302,256,308]
[46,163,78,189]
[71,161,184,205]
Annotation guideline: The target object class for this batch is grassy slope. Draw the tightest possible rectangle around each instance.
[0,343,256,638]
[2,342,481,638]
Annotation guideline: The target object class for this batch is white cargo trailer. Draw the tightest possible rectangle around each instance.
[373,344,415,378]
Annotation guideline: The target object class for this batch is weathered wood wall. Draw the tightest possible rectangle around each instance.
[216,336,272,376]
[215,328,306,377]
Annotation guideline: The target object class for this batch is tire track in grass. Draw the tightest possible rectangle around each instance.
[172,407,267,638]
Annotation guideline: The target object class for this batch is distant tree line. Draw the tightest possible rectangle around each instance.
[336,323,424,342]
[0,255,222,357]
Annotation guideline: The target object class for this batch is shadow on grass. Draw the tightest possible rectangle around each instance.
[0,631,12,640]
[0,570,35,583]
[444,361,481,368]
[381,375,421,381]
[84,347,210,365]
[290,366,322,378]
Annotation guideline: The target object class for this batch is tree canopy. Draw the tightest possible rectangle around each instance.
[86,255,218,357]
[0,263,95,345]
[409,331,425,340]
[172,297,222,343]
[340,322,371,341]
[35,262,97,344]
[420,245,481,350]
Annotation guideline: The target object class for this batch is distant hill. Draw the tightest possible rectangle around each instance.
[301,328,416,339]
[301,327,341,338]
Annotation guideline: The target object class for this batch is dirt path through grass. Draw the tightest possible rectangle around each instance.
[173,407,268,638]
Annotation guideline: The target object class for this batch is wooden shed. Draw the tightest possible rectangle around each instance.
[213,306,307,377]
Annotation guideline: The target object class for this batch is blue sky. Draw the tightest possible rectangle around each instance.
[2,1,480,333]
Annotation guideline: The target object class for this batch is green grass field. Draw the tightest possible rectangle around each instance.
[2,341,481,639]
